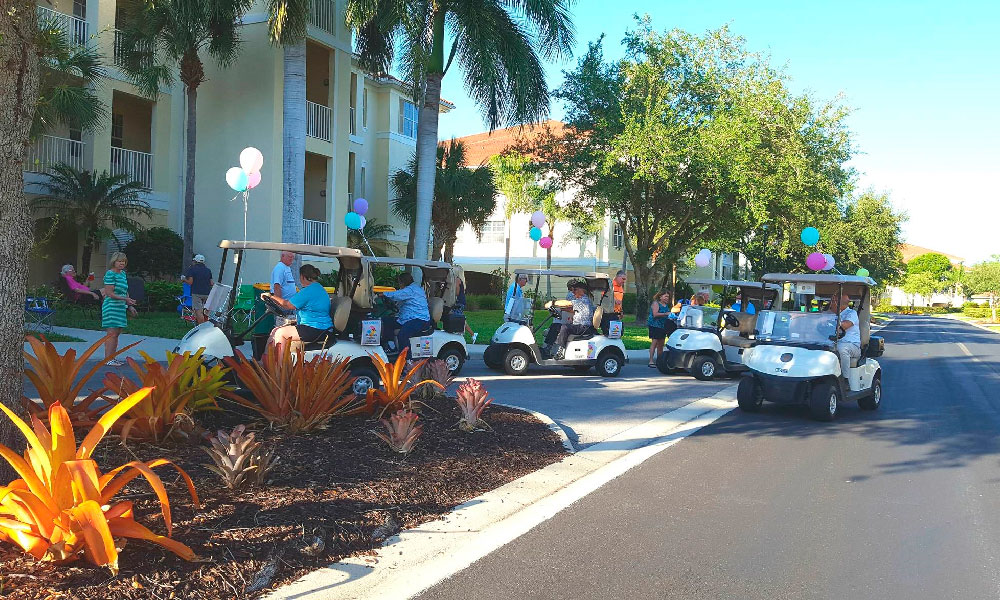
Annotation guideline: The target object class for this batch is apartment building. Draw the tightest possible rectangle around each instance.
[27,0,449,285]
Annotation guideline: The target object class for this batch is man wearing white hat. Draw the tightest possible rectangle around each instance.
[184,254,213,324]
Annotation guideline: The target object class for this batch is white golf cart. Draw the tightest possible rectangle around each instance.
[483,270,628,377]
[657,279,781,380]
[367,257,470,374]
[737,273,885,421]
[175,240,387,396]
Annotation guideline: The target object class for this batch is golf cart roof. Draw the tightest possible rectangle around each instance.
[364,256,452,270]
[761,273,876,287]
[219,240,363,258]
[513,269,611,279]
[686,278,781,291]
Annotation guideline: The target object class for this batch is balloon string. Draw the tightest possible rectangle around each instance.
[360,228,379,263]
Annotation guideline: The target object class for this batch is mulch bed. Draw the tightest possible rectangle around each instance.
[0,394,567,599]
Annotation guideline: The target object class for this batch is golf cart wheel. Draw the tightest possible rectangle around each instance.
[859,374,882,411]
[503,348,530,376]
[596,349,624,377]
[349,365,379,398]
[737,377,764,412]
[483,345,503,370]
[809,380,840,422]
[438,347,465,376]
[690,355,717,381]
[656,351,676,375]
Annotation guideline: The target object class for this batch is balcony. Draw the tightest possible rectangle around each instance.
[309,0,337,35]
[306,101,332,142]
[37,6,88,47]
[110,147,153,189]
[303,219,329,246]
[25,135,85,174]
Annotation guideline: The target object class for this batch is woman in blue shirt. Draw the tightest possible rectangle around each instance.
[264,264,332,355]
[647,290,672,367]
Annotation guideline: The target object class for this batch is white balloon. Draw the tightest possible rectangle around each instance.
[530,211,546,229]
[823,254,836,270]
[239,147,264,174]
[695,252,711,268]
[358,215,367,230]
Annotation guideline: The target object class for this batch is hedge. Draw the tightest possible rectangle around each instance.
[964,306,995,319]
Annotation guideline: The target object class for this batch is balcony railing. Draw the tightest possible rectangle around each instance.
[25,135,85,174]
[349,106,357,135]
[110,147,153,189]
[303,219,329,246]
[309,0,337,35]
[306,101,332,142]
[37,6,88,47]
[113,29,154,69]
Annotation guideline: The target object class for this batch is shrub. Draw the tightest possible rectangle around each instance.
[365,348,444,418]
[409,358,453,401]
[222,347,361,432]
[23,334,139,424]
[963,301,985,309]
[372,264,403,287]
[317,270,339,288]
[622,292,636,314]
[964,306,994,319]
[487,267,510,296]
[123,227,183,279]
[26,283,63,305]
[0,391,199,572]
[375,409,423,453]
[469,294,502,310]
[202,425,279,491]
[145,280,183,311]
[455,378,493,432]
[874,298,897,313]
[102,350,230,443]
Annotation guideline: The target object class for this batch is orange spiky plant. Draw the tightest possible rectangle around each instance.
[365,348,444,418]
[0,389,200,573]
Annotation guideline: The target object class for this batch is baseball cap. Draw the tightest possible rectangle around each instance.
[193,254,206,263]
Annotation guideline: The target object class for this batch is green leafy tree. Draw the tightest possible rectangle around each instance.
[901,272,937,307]
[821,191,906,286]
[346,0,574,266]
[347,218,400,256]
[906,252,957,294]
[965,259,1000,322]
[32,165,151,275]
[123,227,184,279]
[117,0,254,265]
[488,151,540,272]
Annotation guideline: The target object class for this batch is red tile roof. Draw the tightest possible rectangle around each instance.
[448,120,568,166]
[899,243,965,265]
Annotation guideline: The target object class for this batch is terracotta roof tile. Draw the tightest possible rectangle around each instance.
[899,243,965,265]
[447,120,567,166]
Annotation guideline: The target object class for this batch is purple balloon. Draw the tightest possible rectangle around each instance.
[806,252,827,271]
[354,197,369,216]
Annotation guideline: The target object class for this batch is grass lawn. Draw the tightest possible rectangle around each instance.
[52,307,194,339]
[464,309,651,350]
[25,331,84,342]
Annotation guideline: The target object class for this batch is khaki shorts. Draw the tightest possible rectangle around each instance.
[192,294,209,314]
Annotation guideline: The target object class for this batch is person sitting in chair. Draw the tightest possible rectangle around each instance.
[60,264,100,303]
[553,281,595,360]
[828,293,862,381]
[378,272,431,354]
[263,264,332,355]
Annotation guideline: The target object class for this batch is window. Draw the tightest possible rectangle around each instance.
[478,220,505,244]
[362,88,368,128]
[359,166,366,198]
[347,152,356,210]
[612,223,623,249]
[400,100,418,138]
[73,0,86,18]
[110,114,123,148]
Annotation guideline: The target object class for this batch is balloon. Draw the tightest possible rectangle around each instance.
[539,236,553,249]
[823,254,836,270]
[247,171,261,189]
[694,249,711,268]
[345,211,362,230]
[226,167,248,192]
[806,252,826,271]
[530,211,546,229]
[856,268,870,278]
[529,227,542,241]
[800,227,820,247]
[354,197,369,216]
[358,215,367,230]
[239,147,264,174]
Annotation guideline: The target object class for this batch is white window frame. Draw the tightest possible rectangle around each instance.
[612,223,623,250]
[400,100,418,138]
[478,220,506,244]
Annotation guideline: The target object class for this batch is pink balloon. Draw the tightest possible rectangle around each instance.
[806,252,827,271]
[247,171,262,189]
[539,236,553,249]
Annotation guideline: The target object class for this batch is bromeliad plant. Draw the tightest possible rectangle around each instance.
[0,389,200,573]
[202,425,279,491]
[375,410,423,454]
[22,334,139,424]
[102,350,231,443]
[409,358,453,401]
[455,378,494,432]
[366,348,444,418]
[222,346,361,433]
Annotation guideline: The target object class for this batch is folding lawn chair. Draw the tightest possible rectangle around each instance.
[229,284,256,327]
[177,282,195,322]
[25,297,56,334]
[127,276,149,312]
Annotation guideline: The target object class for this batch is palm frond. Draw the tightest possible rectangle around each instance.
[31,165,152,239]
[264,0,311,46]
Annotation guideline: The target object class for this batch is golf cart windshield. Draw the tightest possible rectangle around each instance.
[677,305,721,331]
[506,296,534,324]
[755,310,837,347]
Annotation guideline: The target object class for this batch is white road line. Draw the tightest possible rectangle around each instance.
[957,342,980,362]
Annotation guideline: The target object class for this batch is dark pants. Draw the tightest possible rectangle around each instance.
[557,323,591,348]
[382,316,432,354]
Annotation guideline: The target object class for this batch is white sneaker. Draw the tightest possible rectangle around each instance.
[105,359,124,367]
[471,333,478,344]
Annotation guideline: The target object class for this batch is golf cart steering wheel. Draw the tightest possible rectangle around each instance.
[372,293,398,319]
[723,312,740,328]
[261,293,293,317]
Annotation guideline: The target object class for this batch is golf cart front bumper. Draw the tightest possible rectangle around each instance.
[664,347,695,371]
[753,372,812,406]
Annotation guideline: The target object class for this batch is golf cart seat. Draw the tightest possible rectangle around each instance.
[300,297,352,351]
[567,305,604,342]
[722,312,757,349]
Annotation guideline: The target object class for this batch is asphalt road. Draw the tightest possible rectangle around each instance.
[418,316,1000,600]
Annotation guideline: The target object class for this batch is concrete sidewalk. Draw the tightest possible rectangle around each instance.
[23,325,252,361]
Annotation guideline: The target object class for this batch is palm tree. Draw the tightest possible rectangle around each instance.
[116,0,254,264]
[347,218,400,256]
[262,0,311,251]
[346,0,575,264]
[392,140,497,263]
[489,151,541,274]
[32,165,151,274]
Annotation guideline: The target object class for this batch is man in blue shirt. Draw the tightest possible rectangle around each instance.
[183,254,213,324]
[731,300,756,314]
[379,272,431,354]
[271,251,297,327]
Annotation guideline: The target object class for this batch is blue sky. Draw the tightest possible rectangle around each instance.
[436,0,1000,263]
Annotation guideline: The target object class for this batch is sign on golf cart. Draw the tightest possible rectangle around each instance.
[608,320,623,339]
[410,336,434,358]
[360,320,381,346]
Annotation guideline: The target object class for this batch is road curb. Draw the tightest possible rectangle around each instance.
[496,403,576,453]
[266,384,738,600]
[935,313,999,335]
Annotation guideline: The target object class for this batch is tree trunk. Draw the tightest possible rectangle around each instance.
[991,294,997,323]
[431,225,445,261]
[179,51,201,265]
[0,0,40,482]
[405,214,416,258]
[81,237,94,275]
[282,43,306,255]
[412,9,446,272]
[443,232,457,264]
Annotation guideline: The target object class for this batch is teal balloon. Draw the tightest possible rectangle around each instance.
[345,211,362,230]
[800,227,820,246]
[856,268,870,278]
[529,227,542,241]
